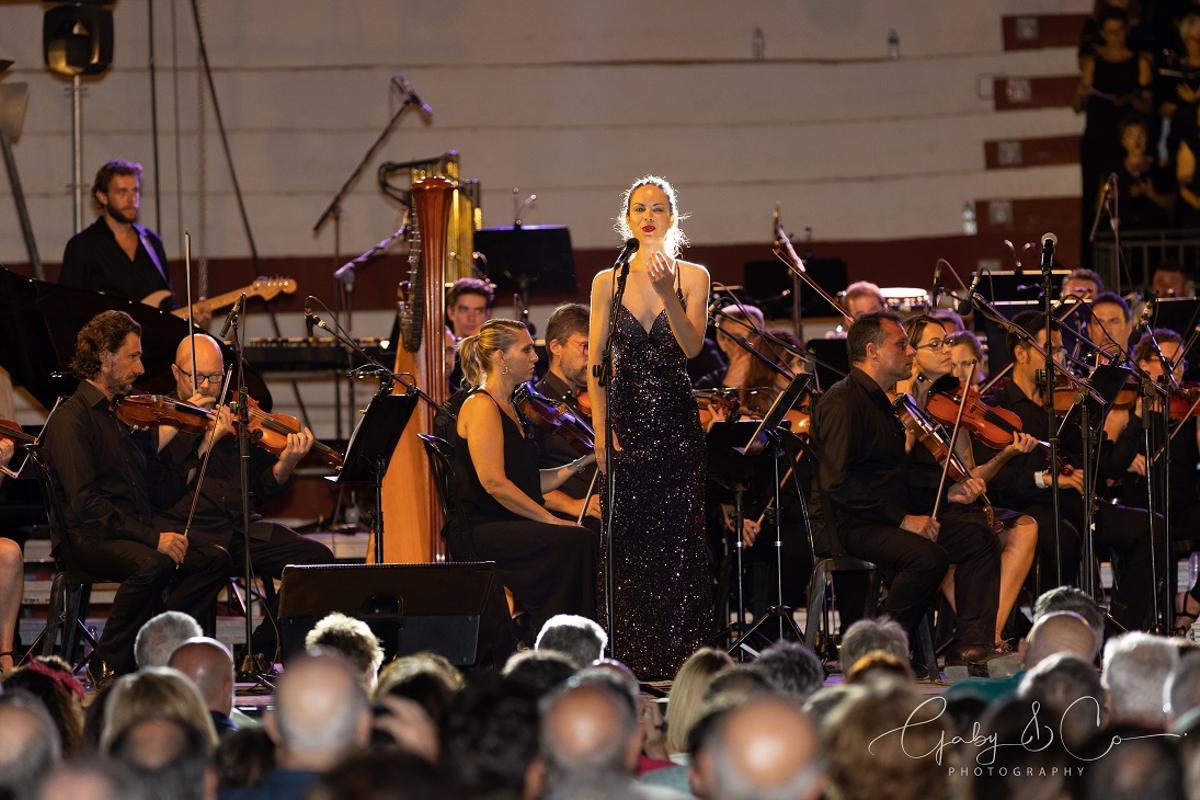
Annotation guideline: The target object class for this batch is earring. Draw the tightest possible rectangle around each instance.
[501,362,509,376]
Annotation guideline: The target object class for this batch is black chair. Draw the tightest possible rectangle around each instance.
[417,433,479,562]
[21,450,106,672]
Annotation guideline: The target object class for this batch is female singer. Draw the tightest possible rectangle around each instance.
[897,316,1039,644]
[454,319,598,636]
[0,438,20,673]
[588,176,712,679]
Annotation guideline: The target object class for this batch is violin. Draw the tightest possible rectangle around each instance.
[1169,383,1200,420]
[694,388,742,428]
[115,394,344,468]
[925,375,1043,451]
[574,388,593,418]
[513,382,595,457]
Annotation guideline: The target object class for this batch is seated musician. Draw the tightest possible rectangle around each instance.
[42,311,230,677]
[897,315,1038,644]
[1088,291,1134,365]
[949,330,987,387]
[445,278,495,392]
[843,281,886,319]
[155,334,334,660]
[1104,328,1200,633]
[981,309,1162,631]
[0,439,20,673]
[811,311,1003,672]
[452,319,598,635]
[534,304,601,526]
[1061,268,1104,302]
[58,160,212,326]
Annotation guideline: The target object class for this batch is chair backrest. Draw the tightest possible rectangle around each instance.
[26,449,72,566]
[417,433,479,561]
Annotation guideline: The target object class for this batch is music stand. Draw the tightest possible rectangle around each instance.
[473,225,578,295]
[333,389,419,564]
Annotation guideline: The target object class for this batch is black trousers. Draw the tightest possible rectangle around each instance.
[192,520,334,658]
[839,511,1001,649]
[471,518,598,637]
[71,536,232,674]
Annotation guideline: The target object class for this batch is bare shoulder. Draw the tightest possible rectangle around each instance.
[459,392,498,425]
[591,268,614,292]
[677,260,709,288]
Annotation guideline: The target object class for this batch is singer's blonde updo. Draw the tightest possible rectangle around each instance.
[456,318,530,388]
[614,175,689,260]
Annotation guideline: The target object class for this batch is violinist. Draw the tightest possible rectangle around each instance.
[949,330,987,387]
[155,334,333,660]
[983,309,1161,631]
[897,315,1039,645]
[1088,291,1135,365]
[1103,329,1200,633]
[811,311,1003,673]
[453,319,598,635]
[534,303,601,523]
[42,311,229,678]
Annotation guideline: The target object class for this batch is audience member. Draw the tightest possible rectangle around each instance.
[844,651,916,686]
[972,695,1073,800]
[663,647,732,759]
[370,696,440,765]
[439,676,539,800]
[303,612,384,692]
[1017,652,1108,750]
[839,617,909,673]
[1078,725,1185,800]
[1,656,85,755]
[696,694,823,800]
[500,649,577,698]
[302,748,446,800]
[1033,585,1105,648]
[101,666,218,752]
[36,758,148,800]
[213,728,275,793]
[749,641,824,703]
[108,715,216,800]
[702,664,773,702]
[134,611,203,669]
[0,690,62,800]
[800,684,868,728]
[1166,651,1200,730]
[534,613,608,669]
[223,652,370,799]
[168,637,237,738]
[1103,631,1180,728]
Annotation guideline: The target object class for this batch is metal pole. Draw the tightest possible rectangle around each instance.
[70,74,83,234]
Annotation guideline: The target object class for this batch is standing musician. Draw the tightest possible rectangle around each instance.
[1104,329,1200,633]
[155,334,334,659]
[453,319,598,637]
[897,315,1039,645]
[811,311,1003,671]
[59,160,212,326]
[533,303,601,525]
[42,311,230,677]
[981,309,1162,631]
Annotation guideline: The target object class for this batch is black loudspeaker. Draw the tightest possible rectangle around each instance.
[277,562,516,668]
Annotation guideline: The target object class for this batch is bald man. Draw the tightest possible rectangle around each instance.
[156,335,332,662]
[0,694,62,798]
[222,652,371,800]
[168,636,237,737]
[695,695,823,800]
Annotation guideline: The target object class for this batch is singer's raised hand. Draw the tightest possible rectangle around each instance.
[648,252,677,298]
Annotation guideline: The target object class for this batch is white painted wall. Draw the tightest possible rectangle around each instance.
[1,0,1089,270]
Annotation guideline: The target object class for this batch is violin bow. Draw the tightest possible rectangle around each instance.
[184,231,198,389]
[181,367,235,541]
[932,361,977,521]
[576,467,600,526]
[772,203,854,327]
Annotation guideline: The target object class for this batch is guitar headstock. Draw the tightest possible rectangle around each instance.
[248,276,298,301]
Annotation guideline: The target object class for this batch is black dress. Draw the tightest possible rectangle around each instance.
[452,390,597,636]
[602,289,712,679]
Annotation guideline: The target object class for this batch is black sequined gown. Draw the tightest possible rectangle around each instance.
[601,294,712,679]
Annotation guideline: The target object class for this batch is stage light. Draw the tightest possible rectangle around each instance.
[43,1,114,77]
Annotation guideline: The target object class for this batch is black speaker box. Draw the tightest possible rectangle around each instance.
[277,562,516,668]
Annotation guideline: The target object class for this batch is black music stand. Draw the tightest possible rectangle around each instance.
[333,389,419,564]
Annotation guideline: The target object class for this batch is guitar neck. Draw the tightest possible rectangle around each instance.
[172,287,249,318]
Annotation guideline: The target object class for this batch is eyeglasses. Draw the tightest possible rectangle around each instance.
[915,338,952,352]
[175,365,223,386]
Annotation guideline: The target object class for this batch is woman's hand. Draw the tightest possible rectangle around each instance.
[648,252,677,299]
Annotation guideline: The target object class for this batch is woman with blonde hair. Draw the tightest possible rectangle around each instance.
[588,175,713,679]
[100,666,218,751]
[454,318,598,635]
[664,647,732,757]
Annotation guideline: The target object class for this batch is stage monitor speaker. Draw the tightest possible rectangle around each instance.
[277,561,516,668]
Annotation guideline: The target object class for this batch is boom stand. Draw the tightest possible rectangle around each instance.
[334,388,419,565]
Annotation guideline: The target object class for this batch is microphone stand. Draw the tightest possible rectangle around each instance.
[596,251,632,659]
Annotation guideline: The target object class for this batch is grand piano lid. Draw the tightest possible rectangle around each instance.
[0,266,272,412]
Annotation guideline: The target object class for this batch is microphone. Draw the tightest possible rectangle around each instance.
[1040,232,1057,270]
[956,270,982,316]
[219,294,246,338]
[613,237,639,275]
[1138,294,1155,332]
[392,74,433,123]
[930,260,943,310]
[304,296,316,339]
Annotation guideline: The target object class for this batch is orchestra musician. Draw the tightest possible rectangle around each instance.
[1103,329,1200,633]
[533,304,601,525]
[453,319,598,636]
[811,311,1003,672]
[949,330,988,387]
[59,160,212,327]
[1088,291,1135,364]
[843,281,886,319]
[0,439,19,674]
[980,309,1163,631]
[155,334,334,660]
[446,277,496,391]
[42,311,229,678]
[1061,268,1104,301]
[897,315,1039,644]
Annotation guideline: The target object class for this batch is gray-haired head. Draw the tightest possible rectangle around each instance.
[0,690,62,800]
[751,641,824,703]
[839,617,909,672]
[1102,631,1180,727]
[701,694,823,800]
[271,651,371,770]
[535,614,608,669]
[539,682,639,784]
[134,611,202,669]
[1165,651,1200,727]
